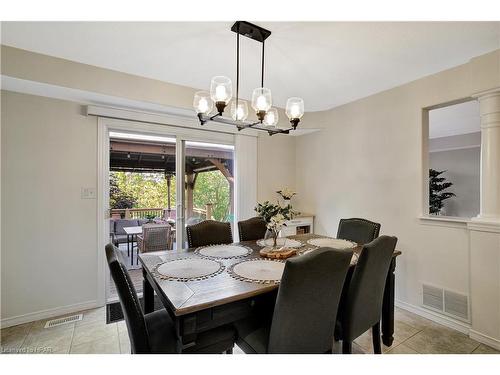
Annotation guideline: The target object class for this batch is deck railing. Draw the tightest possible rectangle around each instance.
[110,205,212,220]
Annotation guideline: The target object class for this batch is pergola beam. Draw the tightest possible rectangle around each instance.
[110,141,233,159]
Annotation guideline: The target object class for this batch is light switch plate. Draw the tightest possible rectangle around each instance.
[81,187,97,199]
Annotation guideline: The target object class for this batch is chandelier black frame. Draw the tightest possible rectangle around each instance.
[195,21,303,136]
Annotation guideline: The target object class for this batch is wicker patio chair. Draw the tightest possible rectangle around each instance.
[137,224,172,253]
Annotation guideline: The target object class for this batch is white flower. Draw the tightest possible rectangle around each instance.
[277,187,296,200]
[267,213,286,231]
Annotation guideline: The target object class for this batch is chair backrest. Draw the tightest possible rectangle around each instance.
[186,220,233,248]
[105,244,150,353]
[337,218,381,245]
[341,235,398,342]
[268,248,352,353]
[141,224,171,252]
[238,217,267,242]
[114,219,139,235]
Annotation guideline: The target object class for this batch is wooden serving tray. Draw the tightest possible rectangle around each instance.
[259,247,297,259]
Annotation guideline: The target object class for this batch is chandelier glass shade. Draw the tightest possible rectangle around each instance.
[193,91,213,115]
[194,21,304,136]
[230,100,249,121]
[263,107,279,127]
[285,97,304,129]
[251,87,272,120]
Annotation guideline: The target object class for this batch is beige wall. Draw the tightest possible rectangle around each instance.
[295,50,500,312]
[257,135,296,202]
[1,91,99,321]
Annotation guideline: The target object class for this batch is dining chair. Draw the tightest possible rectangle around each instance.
[137,224,172,252]
[337,218,381,245]
[105,243,236,353]
[234,247,352,354]
[186,219,233,248]
[237,216,268,242]
[337,235,398,354]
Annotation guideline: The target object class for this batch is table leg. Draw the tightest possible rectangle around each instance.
[130,235,134,266]
[127,234,130,257]
[143,268,154,314]
[382,257,396,346]
[135,234,139,266]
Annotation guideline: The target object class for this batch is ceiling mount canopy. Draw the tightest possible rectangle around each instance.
[193,21,304,136]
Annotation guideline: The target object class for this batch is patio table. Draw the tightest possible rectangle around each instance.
[123,226,142,266]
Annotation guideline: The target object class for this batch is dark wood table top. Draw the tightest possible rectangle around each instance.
[139,233,401,317]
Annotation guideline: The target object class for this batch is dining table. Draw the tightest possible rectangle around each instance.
[139,233,402,351]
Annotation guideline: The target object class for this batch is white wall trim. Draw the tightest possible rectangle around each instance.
[96,118,109,306]
[0,300,98,329]
[396,300,471,334]
[429,144,481,153]
[469,329,500,350]
[87,105,259,137]
[418,215,470,229]
[467,220,500,233]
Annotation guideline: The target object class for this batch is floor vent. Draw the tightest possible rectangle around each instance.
[44,314,83,328]
[422,283,469,322]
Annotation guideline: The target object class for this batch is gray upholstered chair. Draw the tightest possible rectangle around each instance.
[338,235,398,354]
[337,218,381,245]
[137,224,172,252]
[105,243,236,354]
[235,247,352,353]
[186,220,233,248]
[238,217,267,242]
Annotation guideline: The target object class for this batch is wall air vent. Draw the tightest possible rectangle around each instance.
[422,284,444,311]
[422,283,470,322]
[444,290,469,321]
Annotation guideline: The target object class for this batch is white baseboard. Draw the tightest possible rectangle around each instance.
[0,300,100,329]
[396,300,500,350]
[469,330,500,351]
[396,299,471,334]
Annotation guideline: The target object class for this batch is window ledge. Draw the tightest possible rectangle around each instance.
[419,215,470,228]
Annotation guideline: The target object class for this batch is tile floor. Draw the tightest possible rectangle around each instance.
[1,306,499,354]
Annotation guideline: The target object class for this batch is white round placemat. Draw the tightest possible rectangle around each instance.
[307,238,357,249]
[194,244,253,259]
[152,258,224,282]
[228,259,285,284]
[256,238,303,248]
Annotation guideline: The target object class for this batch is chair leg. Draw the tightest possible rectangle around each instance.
[372,322,382,354]
[342,341,352,354]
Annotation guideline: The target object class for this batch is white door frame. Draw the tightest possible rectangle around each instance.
[96,116,237,305]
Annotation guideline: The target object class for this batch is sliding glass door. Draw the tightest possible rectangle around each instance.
[176,140,235,249]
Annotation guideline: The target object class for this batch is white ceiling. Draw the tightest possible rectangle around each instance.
[429,100,480,139]
[1,22,500,111]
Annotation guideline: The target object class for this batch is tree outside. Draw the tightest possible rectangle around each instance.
[193,171,231,221]
[110,171,231,221]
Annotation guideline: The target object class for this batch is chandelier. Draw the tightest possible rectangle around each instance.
[193,21,304,136]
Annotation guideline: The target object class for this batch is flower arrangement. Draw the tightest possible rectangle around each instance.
[255,187,299,247]
[276,188,296,200]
